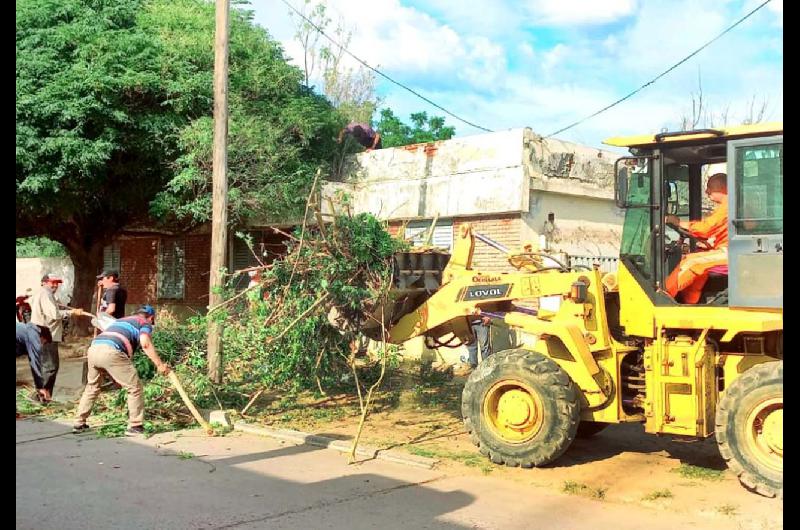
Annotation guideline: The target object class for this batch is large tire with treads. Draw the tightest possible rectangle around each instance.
[462,349,580,468]
[716,360,782,498]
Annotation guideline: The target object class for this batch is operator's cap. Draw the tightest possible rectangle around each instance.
[96,269,119,280]
[41,273,63,284]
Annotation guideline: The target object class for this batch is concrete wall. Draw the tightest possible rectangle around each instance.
[324,129,529,220]
[324,127,623,258]
[523,130,624,257]
[525,131,618,188]
[523,192,624,258]
[16,257,75,304]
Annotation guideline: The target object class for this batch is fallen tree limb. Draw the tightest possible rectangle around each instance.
[265,292,331,345]
[168,371,213,435]
[348,308,389,464]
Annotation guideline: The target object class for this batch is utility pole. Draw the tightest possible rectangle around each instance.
[207,0,230,384]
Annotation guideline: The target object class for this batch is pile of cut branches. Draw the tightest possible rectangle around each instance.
[214,191,406,395]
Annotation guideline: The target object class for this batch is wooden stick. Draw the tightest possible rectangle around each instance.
[348,307,388,463]
[240,389,265,416]
[93,284,102,337]
[167,371,214,435]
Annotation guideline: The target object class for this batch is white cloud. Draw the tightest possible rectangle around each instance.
[519,42,536,59]
[251,0,510,91]
[248,0,782,150]
[767,0,783,27]
[526,0,638,26]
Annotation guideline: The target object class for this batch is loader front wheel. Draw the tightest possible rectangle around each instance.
[716,360,782,498]
[462,349,580,468]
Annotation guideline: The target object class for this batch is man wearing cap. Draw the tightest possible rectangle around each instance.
[97,269,128,319]
[29,273,79,401]
[73,304,171,436]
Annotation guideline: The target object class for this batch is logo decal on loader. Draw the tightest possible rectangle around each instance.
[463,284,511,301]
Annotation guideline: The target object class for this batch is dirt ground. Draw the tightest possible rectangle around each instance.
[246,366,782,530]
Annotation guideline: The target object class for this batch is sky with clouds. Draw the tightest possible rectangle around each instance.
[246,0,782,152]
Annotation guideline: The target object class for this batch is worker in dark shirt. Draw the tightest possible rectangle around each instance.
[338,122,382,151]
[97,269,127,319]
[16,322,54,402]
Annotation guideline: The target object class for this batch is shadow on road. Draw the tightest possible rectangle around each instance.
[17,418,473,530]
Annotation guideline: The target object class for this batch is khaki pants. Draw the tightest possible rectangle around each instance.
[76,344,144,428]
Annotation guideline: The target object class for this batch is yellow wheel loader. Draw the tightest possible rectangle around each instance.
[368,123,782,496]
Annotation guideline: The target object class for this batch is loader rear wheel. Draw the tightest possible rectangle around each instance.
[462,349,579,468]
[716,360,782,498]
[576,421,609,438]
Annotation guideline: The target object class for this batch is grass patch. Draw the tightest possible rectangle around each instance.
[16,389,45,416]
[671,464,725,481]
[562,481,607,500]
[642,489,674,501]
[178,451,195,460]
[407,446,494,475]
[408,383,461,411]
[310,407,346,422]
[716,503,738,516]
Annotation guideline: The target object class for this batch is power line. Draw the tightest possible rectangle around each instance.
[279,0,493,133]
[544,0,773,139]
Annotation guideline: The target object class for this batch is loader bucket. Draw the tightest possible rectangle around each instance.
[359,248,450,340]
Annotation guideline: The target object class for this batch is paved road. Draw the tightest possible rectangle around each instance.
[17,419,742,530]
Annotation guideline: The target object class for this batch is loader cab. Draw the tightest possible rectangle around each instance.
[606,124,783,308]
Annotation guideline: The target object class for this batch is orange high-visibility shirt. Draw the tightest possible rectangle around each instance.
[682,201,728,249]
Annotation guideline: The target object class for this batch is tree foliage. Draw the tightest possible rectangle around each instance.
[219,212,405,391]
[16,237,68,258]
[17,0,344,307]
[150,0,344,226]
[376,109,456,148]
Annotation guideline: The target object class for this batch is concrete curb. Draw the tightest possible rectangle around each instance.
[233,421,438,470]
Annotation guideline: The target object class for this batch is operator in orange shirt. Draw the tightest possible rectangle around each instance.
[665,173,728,304]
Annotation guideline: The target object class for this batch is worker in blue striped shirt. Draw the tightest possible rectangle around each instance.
[73,305,171,436]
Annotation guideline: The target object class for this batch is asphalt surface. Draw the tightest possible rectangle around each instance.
[17,419,739,530]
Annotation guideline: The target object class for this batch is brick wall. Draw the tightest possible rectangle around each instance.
[454,214,522,273]
[119,237,158,305]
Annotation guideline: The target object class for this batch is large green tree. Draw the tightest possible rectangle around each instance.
[376,109,456,148]
[17,0,342,309]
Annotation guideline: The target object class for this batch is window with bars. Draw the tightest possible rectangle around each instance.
[158,238,185,300]
[231,231,291,290]
[103,243,121,272]
[404,219,453,251]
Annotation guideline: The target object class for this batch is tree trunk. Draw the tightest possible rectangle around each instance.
[64,242,105,316]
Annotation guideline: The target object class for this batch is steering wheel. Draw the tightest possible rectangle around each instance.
[666,222,711,250]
